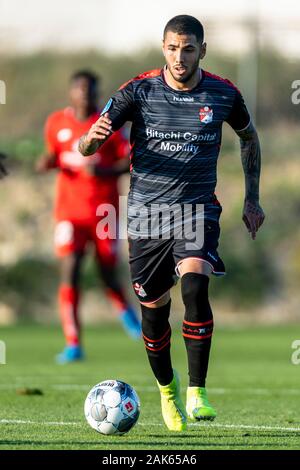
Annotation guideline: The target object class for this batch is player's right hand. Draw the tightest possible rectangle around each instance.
[35,153,57,172]
[86,113,112,144]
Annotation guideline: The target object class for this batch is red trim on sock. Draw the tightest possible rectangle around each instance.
[182,332,213,340]
[143,327,171,344]
[183,319,213,327]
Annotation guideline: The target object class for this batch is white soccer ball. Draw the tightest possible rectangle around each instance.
[84,380,140,435]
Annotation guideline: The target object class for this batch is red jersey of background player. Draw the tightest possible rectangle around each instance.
[45,106,128,222]
[36,71,141,362]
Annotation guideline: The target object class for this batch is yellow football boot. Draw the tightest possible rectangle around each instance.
[157,370,187,431]
[186,386,217,421]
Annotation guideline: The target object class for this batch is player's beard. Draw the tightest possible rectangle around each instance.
[170,58,200,84]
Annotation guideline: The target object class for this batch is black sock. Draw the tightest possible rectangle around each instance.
[181,273,214,387]
[141,300,173,386]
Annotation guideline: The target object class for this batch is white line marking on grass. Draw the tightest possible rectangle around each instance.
[0,419,299,433]
[190,423,300,433]
[0,419,83,426]
[141,422,300,432]
[1,384,300,396]
[14,375,146,382]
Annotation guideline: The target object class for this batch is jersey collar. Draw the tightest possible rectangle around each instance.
[161,66,205,93]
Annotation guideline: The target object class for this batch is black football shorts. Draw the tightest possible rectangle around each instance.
[128,219,225,303]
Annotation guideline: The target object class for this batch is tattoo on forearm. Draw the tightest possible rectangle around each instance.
[236,122,261,202]
[78,133,100,156]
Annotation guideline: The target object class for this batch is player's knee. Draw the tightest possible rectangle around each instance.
[140,291,170,309]
[141,300,171,343]
[181,272,211,322]
[181,272,209,306]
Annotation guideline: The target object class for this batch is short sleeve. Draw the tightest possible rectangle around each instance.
[226,90,251,131]
[101,82,135,131]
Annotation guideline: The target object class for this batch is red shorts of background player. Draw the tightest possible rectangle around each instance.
[54,219,118,267]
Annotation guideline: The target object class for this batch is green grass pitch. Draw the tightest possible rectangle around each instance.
[0,323,300,450]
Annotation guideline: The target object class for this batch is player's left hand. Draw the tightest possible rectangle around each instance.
[242,199,265,240]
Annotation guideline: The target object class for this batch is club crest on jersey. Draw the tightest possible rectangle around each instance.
[199,106,213,124]
[133,282,147,297]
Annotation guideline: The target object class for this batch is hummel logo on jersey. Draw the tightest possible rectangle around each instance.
[133,282,147,297]
[173,96,194,102]
[199,106,213,124]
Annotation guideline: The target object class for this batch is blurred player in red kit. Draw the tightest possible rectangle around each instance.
[37,70,141,363]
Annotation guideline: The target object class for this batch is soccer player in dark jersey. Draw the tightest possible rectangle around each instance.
[36,71,141,364]
[79,16,265,431]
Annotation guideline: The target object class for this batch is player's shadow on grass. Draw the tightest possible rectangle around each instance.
[0,440,117,448]
[143,434,299,448]
[1,435,298,449]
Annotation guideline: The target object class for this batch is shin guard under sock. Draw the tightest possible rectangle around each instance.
[141,300,173,386]
[181,273,214,387]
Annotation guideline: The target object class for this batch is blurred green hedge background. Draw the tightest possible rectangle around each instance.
[0,48,299,325]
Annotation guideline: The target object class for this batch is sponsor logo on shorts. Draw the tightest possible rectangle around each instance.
[133,283,147,297]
